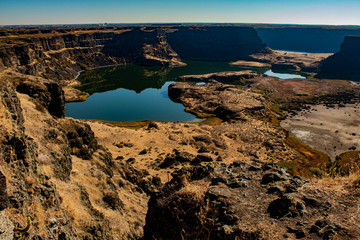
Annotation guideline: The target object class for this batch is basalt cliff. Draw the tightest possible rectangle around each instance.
[0,26,266,83]
[317,36,360,81]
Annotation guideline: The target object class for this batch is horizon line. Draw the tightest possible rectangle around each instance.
[1,22,360,28]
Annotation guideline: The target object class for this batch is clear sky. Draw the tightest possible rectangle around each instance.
[1,0,360,26]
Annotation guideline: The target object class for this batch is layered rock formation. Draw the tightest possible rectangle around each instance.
[0,26,266,83]
[0,78,74,238]
[255,26,360,53]
[317,36,360,81]
[0,27,183,82]
[167,26,265,60]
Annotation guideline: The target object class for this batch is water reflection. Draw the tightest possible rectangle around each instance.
[67,61,305,122]
[76,65,171,94]
[75,61,262,94]
[66,82,202,122]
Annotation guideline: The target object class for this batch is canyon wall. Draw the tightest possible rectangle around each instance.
[167,26,265,60]
[256,26,360,53]
[0,71,155,239]
[317,36,360,81]
[0,27,182,82]
[0,26,266,83]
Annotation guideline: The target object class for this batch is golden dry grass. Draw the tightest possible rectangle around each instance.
[63,86,90,102]
[86,119,151,129]
[184,107,216,118]
[229,60,271,68]
[280,135,331,177]
[177,180,209,201]
[199,117,223,125]
[52,155,148,239]
[336,151,360,173]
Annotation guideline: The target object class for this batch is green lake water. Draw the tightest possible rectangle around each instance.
[65,61,305,122]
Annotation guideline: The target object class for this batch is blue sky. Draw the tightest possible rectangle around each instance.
[1,0,360,26]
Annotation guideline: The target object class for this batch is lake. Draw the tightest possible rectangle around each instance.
[65,61,305,122]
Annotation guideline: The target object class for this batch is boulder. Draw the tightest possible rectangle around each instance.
[261,172,288,184]
[268,195,297,218]
[191,154,213,165]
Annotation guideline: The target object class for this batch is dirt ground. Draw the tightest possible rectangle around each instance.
[281,104,360,160]
[251,50,332,70]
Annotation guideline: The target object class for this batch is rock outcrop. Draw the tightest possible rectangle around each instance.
[177,70,260,84]
[168,80,269,121]
[0,168,9,211]
[0,27,183,81]
[167,26,265,60]
[143,162,359,239]
[16,81,65,118]
[0,80,76,238]
[249,49,331,73]
[0,26,266,83]
[317,36,360,80]
[0,72,150,239]
[255,25,360,53]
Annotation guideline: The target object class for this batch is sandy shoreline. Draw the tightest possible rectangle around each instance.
[281,104,360,160]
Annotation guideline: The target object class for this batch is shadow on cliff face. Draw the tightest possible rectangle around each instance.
[0,26,267,82]
[317,36,360,81]
[101,27,181,66]
[75,64,170,94]
[256,26,360,53]
[168,26,266,61]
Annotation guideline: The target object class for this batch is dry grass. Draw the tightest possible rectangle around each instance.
[309,164,360,196]
[35,102,46,113]
[52,178,93,229]
[280,135,331,177]
[177,180,209,201]
[352,175,360,188]
[229,60,271,68]
[63,87,89,102]
[52,155,148,239]
[87,119,151,129]
[199,117,223,125]
[335,151,360,174]
[184,107,215,118]
[305,171,360,237]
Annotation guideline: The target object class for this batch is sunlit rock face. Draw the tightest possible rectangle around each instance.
[0,26,266,83]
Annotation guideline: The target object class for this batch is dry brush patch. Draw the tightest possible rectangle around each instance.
[280,135,331,178]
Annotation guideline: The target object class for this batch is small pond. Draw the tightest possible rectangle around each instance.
[264,70,306,79]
